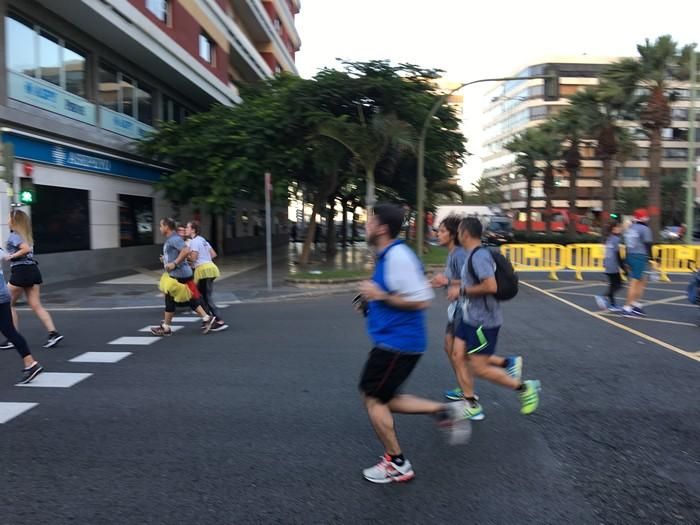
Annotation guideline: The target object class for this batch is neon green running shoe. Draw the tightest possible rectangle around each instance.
[519,380,541,415]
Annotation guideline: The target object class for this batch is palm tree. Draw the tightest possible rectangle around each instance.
[528,122,562,233]
[319,109,416,213]
[569,84,638,220]
[551,100,588,237]
[604,35,694,238]
[506,129,541,232]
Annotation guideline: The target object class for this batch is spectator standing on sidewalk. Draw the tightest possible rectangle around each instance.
[0,209,63,350]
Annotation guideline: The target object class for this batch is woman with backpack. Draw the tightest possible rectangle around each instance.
[0,209,63,350]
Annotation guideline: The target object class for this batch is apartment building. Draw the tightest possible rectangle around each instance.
[0,0,300,281]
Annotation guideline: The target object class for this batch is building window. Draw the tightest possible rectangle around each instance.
[119,194,154,246]
[5,13,87,97]
[274,64,282,75]
[32,185,91,254]
[273,18,282,33]
[98,62,153,124]
[146,0,170,23]
[199,33,214,64]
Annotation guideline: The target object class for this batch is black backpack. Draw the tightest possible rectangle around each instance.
[467,246,519,301]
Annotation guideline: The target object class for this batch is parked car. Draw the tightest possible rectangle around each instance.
[661,226,683,242]
[483,217,515,246]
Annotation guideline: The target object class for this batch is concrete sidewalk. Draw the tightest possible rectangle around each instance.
[28,246,360,310]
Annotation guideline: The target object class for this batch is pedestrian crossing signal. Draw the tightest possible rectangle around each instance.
[19,177,35,204]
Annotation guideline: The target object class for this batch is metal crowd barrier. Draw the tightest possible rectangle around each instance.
[500,244,565,281]
[500,243,698,280]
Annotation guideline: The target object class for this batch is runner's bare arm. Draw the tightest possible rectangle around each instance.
[463,276,497,297]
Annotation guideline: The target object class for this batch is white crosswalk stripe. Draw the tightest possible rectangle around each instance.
[108,336,160,345]
[70,352,132,363]
[138,325,184,333]
[0,402,38,424]
[16,372,92,388]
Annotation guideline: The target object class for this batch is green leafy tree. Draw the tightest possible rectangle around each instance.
[506,129,541,232]
[604,35,695,238]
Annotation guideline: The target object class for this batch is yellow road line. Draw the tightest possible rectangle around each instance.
[521,281,700,363]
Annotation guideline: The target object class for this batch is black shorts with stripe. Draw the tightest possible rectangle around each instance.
[359,347,421,404]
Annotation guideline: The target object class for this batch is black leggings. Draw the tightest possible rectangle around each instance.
[165,277,203,313]
[606,272,623,306]
[197,278,220,319]
[0,302,31,358]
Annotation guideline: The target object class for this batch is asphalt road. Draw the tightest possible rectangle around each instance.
[0,279,698,524]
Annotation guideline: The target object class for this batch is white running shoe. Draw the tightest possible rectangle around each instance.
[362,455,415,484]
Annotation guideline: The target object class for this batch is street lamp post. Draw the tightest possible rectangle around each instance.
[685,46,697,243]
[415,74,556,259]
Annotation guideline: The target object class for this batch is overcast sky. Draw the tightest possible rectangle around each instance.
[295,0,699,187]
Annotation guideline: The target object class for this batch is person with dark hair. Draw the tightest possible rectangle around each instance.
[433,216,523,415]
[150,218,216,336]
[622,209,653,317]
[448,217,541,418]
[595,221,625,312]
[186,221,228,332]
[356,203,470,484]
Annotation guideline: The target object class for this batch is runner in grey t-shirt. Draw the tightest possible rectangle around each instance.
[149,218,216,336]
[449,217,541,419]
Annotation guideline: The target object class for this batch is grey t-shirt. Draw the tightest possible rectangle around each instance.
[461,246,503,328]
[445,246,467,281]
[445,246,467,322]
[0,268,10,303]
[163,233,192,279]
[624,222,652,255]
[603,235,621,273]
[6,232,35,267]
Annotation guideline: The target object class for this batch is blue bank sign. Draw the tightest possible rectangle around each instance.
[4,133,167,183]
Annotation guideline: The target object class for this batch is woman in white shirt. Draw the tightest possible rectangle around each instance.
[186,221,228,332]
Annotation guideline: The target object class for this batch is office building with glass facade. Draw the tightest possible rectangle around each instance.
[481,56,697,224]
[0,0,300,281]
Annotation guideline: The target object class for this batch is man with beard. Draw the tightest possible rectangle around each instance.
[356,204,470,484]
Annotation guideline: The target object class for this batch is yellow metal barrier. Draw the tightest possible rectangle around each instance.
[652,245,700,282]
[566,244,606,280]
[500,244,565,280]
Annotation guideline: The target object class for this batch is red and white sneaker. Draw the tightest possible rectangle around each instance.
[362,454,415,484]
[150,324,172,336]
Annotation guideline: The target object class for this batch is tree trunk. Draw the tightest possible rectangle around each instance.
[366,167,376,214]
[601,155,615,220]
[647,127,663,240]
[525,176,533,233]
[543,162,554,234]
[325,195,337,258]
[216,214,225,258]
[299,196,323,266]
[341,198,348,248]
[351,208,357,244]
[567,167,578,237]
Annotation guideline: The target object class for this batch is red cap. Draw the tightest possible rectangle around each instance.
[633,208,650,222]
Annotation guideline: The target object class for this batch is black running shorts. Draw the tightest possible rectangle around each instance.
[359,347,421,404]
[9,264,43,288]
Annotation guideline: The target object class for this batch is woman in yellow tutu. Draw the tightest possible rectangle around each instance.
[186,221,228,331]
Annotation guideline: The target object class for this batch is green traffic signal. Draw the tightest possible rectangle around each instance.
[19,190,34,204]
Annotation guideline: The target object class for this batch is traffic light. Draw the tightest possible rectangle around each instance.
[19,176,35,204]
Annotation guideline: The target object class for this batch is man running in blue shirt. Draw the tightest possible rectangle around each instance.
[357,204,469,484]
